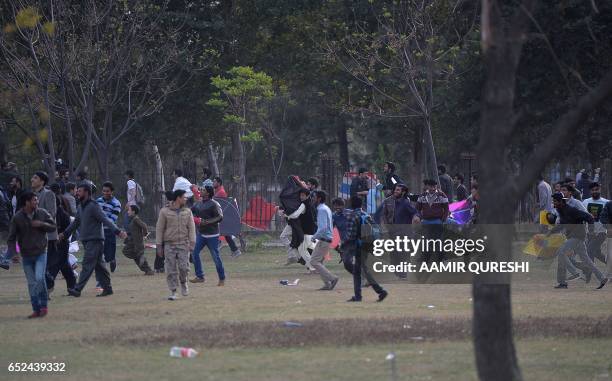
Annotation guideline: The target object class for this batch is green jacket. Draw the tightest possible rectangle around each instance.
[123,215,148,258]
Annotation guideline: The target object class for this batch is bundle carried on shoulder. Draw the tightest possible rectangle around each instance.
[279,175,308,215]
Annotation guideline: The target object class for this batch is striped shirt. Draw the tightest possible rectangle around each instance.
[96,196,121,228]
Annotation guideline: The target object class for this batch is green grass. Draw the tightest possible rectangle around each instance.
[0,244,610,380]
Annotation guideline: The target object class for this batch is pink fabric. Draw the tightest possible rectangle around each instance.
[449,200,469,212]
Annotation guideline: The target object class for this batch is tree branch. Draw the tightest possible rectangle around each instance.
[513,69,612,196]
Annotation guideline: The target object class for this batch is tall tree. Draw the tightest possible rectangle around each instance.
[473,1,612,380]
[207,66,275,204]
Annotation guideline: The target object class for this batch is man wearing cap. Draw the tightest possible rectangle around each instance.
[549,193,608,290]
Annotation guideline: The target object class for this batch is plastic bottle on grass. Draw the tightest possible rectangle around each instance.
[170,346,198,358]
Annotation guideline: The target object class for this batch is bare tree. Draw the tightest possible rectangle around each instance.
[1,0,200,179]
[62,0,194,179]
[324,0,478,184]
[0,2,70,174]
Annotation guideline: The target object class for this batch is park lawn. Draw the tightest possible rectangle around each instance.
[0,243,610,380]
[1,339,611,381]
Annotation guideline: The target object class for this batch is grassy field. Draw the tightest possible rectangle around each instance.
[0,241,610,381]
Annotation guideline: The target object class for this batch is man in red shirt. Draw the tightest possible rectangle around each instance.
[213,177,227,198]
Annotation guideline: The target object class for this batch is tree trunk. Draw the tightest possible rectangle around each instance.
[423,117,439,184]
[409,123,423,191]
[337,121,350,171]
[472,1,531,380]
[231,125,247,209]
[207,143,220,176]
[151,144,165,218]
[0,121,7,165]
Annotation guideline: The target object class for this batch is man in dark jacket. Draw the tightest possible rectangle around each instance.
[350,168,369,203]
[437,165,454,201]
[454,174,469,202]
[60,184,126,297]
[345,196,388,302]
[382,162,402,197]
[7,191,56,318]
[189,186,225,286]
[45,184,77,293]
[549,193,607,290]
[381,184,419,226]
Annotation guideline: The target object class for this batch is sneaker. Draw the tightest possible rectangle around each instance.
[95,287,104,293]
[168,291,177,301]
[231,249,242,258]
[181,283,189,296]
[0,262,9,270]
[39,307,48,317]
[377,290,389,302]
[67,288,81,297]
[554,283,568,289]
[96,288,113,297]
[217,280,225,287]
[566,273,581,282]
[347,296,362,302]
[596,278,608,290]
[328,277,339,290]
[27,311,41,319]
[189,277,205,283]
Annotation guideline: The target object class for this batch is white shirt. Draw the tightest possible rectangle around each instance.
[127,179,137,206]
[583,197,609,234]
[173,176,193,198]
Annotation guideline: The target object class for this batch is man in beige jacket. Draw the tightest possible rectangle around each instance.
[155,190,196,300]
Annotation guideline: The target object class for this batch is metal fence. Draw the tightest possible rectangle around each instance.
[12,158,611,230]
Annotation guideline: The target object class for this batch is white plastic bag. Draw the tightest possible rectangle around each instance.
[69,240,79,254]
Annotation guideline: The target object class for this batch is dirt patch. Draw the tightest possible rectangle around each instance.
[89,315,612,348]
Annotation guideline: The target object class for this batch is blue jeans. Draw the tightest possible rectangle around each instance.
[22,253,48,312]
[192,235,225,280]
[103,229,117,263]
[0,232,14,265]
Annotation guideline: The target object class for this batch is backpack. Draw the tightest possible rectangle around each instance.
[134,182,145,206]
[359,212,381,243]
[333,211,350,242]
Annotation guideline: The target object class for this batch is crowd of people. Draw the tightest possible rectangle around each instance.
[536,171,611,290]
[276,162,483,302]
[0,158,610,318]
[0,162,247,316]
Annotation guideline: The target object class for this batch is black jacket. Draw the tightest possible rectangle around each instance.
[299,199,317,235]
[550,204,594,240]
[192,199,223,236]
[383,173,402,192]
[350,177,368,198]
